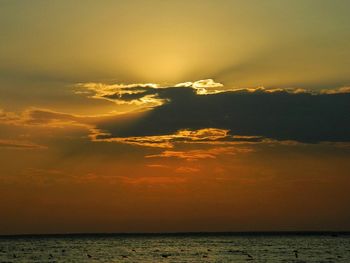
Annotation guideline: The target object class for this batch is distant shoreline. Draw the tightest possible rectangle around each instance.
[1,231,349,238]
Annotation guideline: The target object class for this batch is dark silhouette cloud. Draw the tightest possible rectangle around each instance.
[2,85,349,146]
[96,87,350,143]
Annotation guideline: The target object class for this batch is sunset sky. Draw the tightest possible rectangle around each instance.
[1,0,350,235]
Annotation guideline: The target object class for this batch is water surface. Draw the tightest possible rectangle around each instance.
[0,233,349,262]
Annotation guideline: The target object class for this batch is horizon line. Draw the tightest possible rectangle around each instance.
[1,231,349,238]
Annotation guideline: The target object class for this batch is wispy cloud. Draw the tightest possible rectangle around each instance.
[0,139,47,150]
[75,82,166,107]
[146,146,253,161]
[117,175,187,185]
[175,166,200,173]
[320,86,350,94]
[91,128,233,148]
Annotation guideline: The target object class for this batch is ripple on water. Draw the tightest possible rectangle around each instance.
[0,234,349,263]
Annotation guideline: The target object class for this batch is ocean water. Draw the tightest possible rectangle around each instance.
[0,233,349,262]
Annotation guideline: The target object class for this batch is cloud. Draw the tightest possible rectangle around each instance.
[0,108,21,125]
[146,146,253,161]
[175,79,227,94]
[146,164,169,169]
[321,86,350,94]
[175,166,200,173]
[91,128,235,148]
[92,83,350,144]
[75,82,166,107]
[146,163,200,174]
[2,79,350,150]
[118,175,187,185]
[0,108,109,148]
[0,107,273,149]
[0,108,85,127]
[0,139,47,150]
[0,108,116,137]
[75,79,231,105]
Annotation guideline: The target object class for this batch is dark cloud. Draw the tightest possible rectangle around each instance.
[2,85,349,146]
[96,87,350,143]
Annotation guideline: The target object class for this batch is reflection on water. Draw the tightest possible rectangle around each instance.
[0,233,349,262]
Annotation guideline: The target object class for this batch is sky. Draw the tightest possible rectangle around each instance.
[0,0,350,235]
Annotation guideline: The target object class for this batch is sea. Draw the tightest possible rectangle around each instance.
[0,232,349,262]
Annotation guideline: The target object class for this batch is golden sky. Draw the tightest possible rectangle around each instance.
[0,0,350,234]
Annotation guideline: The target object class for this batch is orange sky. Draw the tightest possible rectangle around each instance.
[1,1,350,234]
[1,114,350,234]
